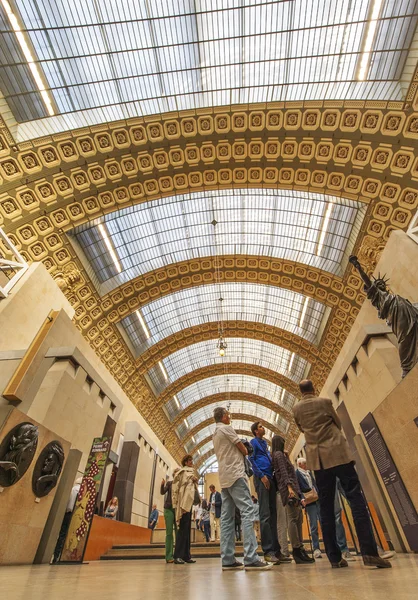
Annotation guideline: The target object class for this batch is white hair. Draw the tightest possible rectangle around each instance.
[297,457,306,466]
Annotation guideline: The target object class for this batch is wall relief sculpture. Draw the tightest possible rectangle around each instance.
[0,422,38,487]
[32,441,65,497]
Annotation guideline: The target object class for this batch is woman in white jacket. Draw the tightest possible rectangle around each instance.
[171,454,199,564]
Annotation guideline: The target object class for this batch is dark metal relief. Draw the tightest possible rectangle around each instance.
[0,422,38,487]
[32,441,65,497]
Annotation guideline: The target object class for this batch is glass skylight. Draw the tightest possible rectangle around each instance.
[166,373,297,419]
[122,282,327,356]
[3,0,417,140]
[73,189,364,295]
[147,338,308,395]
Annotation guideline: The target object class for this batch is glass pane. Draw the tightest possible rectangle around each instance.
[4,0,415,138]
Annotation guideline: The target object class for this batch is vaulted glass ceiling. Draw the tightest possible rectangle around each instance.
[122,282,327,354]
[146,338,308,395]
[174,400,288,440]
[2,0,417,140]
[200,456,218,474]
[165,373,296,419]
[73,189,364,295]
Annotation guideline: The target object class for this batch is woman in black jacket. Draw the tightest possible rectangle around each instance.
[272,435,314,564]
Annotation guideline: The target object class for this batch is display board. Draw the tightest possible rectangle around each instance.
[60,437,111,562]
[360,413,418,551]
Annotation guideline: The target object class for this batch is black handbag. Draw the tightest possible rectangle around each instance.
[244,456,253,478]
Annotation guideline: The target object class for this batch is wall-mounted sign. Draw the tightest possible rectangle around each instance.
[60,437,111,563]
[360,413,418,551]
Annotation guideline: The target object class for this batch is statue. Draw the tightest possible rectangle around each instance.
[32,441,65,497]
[0,423,38,487]
[349,255,418,378]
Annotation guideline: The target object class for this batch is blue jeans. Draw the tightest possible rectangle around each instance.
[335,508,348,552]
[202,520,211,542]
[305,502,320,550]
[220,477,259,566]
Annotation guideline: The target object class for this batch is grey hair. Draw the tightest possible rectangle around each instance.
[213,406,227,423]
[297,457,306,466]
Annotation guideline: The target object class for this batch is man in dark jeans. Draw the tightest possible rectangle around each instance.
[293,380,391,569]
[249,421,291,564]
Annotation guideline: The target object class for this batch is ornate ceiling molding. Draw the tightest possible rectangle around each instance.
[183,412,282,447]
[171,392,293,427]
[158,362,300,408]
[0,103,417,459]
[136,320,327,376]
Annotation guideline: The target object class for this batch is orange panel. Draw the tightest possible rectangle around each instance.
[84,516,151,561]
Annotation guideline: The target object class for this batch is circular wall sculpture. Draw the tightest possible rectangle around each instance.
[32,441,65,498]
[0,422,38,487]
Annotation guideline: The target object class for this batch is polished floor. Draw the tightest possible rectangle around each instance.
[1,555,417,600]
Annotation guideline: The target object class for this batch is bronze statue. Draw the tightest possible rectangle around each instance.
[32,441,65,497]
[0,422,38,486]
[349,255,418,378]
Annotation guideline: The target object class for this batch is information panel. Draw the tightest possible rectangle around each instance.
[60,437,111,563]
[360,413,418,551]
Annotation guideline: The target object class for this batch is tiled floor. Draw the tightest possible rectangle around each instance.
[1,555,417,600]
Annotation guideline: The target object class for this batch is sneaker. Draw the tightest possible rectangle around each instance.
[363,555,392,569]
[331,558,348,568]
[264,554,280,564]
[313,549,322,559]
[276,552,292,563]
[222,561,245,571]
[173,558,185,564]
[342,550,355,561]
[245,560,274,571]
[379,550,396,560]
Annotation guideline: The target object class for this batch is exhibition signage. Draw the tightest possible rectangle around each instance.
[60,436,111,563]
[360,413,418,551]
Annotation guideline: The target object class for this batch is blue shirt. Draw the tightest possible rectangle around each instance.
[249,437,273,478]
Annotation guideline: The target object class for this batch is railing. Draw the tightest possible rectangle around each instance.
[0,226,28,298]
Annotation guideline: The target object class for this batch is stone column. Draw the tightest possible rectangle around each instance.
[113,422,141,523]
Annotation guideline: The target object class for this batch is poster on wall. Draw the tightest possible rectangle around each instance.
[360,413,418,551]
[60,437,111,563]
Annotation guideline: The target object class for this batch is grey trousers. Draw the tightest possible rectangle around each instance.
[286,503,304,549]
[276,493,290,556]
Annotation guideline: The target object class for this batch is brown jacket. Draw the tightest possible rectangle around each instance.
[292,395,353,471]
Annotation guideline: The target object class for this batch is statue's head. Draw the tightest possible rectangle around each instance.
[10,423,38,451]
[41,443,64,476]
[372,273,390,292]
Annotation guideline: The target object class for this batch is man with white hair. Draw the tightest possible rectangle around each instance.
[296,457,322,559]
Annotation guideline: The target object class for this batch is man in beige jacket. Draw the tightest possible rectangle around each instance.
[292,380,391,569]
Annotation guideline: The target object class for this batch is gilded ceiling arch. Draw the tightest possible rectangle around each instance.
[136,321,327,376]
[0,103,417,460]
[171,392,293,427]
[183,413,283,448]
[157,363,301,410]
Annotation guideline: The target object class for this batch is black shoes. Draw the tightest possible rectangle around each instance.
[363,555,392,568]
[292,547,315,564]
[276,552,292,563]
[184,559,196,563]
[222,561,245,571]
[331,558,349,568]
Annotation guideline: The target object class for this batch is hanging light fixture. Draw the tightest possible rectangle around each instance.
[217,336,227,357]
